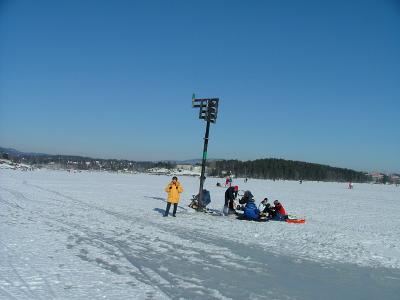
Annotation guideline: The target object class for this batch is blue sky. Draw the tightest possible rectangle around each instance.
[0,0,399,172]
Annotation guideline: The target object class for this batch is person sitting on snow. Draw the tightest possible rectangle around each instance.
[239,190,254,206]
[263,200,287,221]
[236,190,255,214]
[243,197,260,221]
[259,198,271,219]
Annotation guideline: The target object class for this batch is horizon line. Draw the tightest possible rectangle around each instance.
[1,145,396,175]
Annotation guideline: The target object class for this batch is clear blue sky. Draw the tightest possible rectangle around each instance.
[1,0,399,173]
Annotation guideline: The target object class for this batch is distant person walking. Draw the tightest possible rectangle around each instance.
[164,176,183,217]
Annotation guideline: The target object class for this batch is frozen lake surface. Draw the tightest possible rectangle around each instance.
[1,169,399,299]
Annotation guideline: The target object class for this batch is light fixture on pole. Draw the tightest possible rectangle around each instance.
[192,93,219,210]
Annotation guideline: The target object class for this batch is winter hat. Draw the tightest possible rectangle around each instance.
[244,190,253,198]
[234,186,239,191]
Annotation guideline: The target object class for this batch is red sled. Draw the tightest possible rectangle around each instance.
[285,215,306,224]
[285,218,306,224]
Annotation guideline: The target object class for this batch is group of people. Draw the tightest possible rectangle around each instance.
[163,176,287,221]
[224,186,287,221]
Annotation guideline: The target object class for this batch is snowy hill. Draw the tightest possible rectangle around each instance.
[0,146,48,157]
[0,159,34,171]
[0,169,399,299]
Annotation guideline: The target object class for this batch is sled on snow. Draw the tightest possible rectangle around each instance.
[285,215,306,224]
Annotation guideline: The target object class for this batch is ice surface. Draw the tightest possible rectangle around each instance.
[1,169,399,299]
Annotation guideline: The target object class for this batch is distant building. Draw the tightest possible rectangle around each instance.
[368,172,384,183]
[390,174,400,184]
[192,166,202,173]
[147,167,171,175]
[176,164,193,171]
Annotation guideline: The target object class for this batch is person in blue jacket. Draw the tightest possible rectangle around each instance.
[242,191,260,221]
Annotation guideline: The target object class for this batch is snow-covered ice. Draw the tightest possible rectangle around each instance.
[1,169,399,299]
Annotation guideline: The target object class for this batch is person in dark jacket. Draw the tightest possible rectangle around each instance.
[239,190,253,205]
[259,198,270,219]
[235,190,255,214]
[223,185,238,215]
[263,200,287,221]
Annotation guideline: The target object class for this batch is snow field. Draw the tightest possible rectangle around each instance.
[1,169,399,299]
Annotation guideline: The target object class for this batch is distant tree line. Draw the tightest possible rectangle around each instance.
[208,158,370,182]
[0,148,375,182]
[6,153,176,172]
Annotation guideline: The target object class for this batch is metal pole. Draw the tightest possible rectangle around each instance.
[198,120,210,210]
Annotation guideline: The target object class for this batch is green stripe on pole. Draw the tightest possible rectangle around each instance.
[203,151,207,160]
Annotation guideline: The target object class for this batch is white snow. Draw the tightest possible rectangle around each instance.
[1,169,399,299]
[0,159,33,171]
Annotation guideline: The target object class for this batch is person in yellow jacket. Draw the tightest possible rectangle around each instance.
[164,176,184,217]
